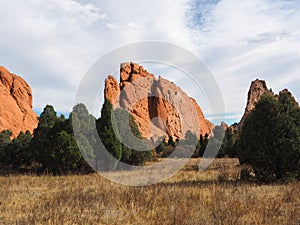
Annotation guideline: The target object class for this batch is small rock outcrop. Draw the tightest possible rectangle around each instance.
[104,62,214,140]
[220,122,229,130]
[0,66,38,137]
[238,79,270,128]
[104,75,120,105]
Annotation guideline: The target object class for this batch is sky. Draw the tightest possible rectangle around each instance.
[0,0,299,125]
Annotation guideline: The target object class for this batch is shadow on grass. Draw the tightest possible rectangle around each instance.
[160,179,257,188]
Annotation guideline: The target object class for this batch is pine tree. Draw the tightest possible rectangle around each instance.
[238,93,300,182]
[71,103,96,170]
[97,99,122,170]
[113,108,151,166]
[30,105,58,171]
[31,105,88,174]
[0,130,12,167]
[47,130,82,174]
[7,131,32,170]
[199,134,209,157]
[221,128,236,157]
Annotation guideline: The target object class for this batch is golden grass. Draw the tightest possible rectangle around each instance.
[0,158,299,225]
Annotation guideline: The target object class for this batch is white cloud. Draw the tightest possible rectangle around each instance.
[0,0,299,125]
[0,0,111,112]
[189,0,300,122]
[0,0,195,114]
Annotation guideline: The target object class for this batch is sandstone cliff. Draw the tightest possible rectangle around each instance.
[104,62,214,141]
[0,66,38,137]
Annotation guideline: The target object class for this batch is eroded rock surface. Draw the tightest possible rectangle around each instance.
[104,62,214,141]
[0,66,38,137]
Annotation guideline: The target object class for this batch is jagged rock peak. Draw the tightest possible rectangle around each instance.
[0,66,38,137]
[104,75,120,105]
[239,79,270,128]
[120,62,155,89]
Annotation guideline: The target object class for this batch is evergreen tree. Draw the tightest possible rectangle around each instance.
[278,90,300,126]
[7,131,32,170]
[31,105,89,174]
[113,109,132,164]
[277,90,300,179]
[30,105,58,171]
[238,93,300,182]
[199,134,209,157]
[193,135,202,158]
[97,100,122,170]
[71,103,96,170]
[0,130,12,144]
[126,113,152,165]
[0,130,33,171]
[155,136,168,157]
[0,130,12,167]
[38,105,57,129]
[46,130,82,174]
[168,135,177,147]
[210,126,225,158]
[220,128,237,157]
[113,108,151,166]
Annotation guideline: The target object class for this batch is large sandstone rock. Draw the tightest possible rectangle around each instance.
[0,66,38,137]
[104,62,214,141]
[238,79,270,128]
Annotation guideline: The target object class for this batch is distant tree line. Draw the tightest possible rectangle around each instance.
[0,91,299,182]
[0,99,245,175]
[0,105,92,174]
[0,100,152,175]
[154,126,237,159]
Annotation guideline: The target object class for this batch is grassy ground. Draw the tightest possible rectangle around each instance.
[0,158,299,225]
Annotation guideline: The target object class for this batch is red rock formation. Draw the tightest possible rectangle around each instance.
[190,98,215,135]
[0,66,38,137]
[104,75,120,105]
[104,62,214,140]
[119,62,155,89]
[239,79,270,128]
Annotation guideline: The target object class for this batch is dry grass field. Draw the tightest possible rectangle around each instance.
[0,158,299,225]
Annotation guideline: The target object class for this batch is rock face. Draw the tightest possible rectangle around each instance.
[0,66,38,137]
[104,62,214,140]
[239,79,270,128]
[104,75,120,105]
